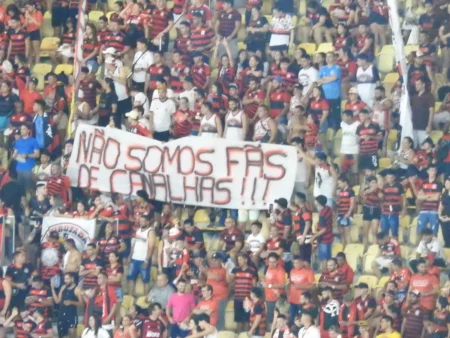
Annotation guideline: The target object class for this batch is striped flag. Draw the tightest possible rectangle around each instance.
[67,0,88,137]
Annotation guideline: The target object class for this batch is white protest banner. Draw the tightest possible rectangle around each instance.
[67,125,297,210]
[41,216,97,251]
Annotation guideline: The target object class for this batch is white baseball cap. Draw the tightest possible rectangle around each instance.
[102,47,117,55]
[105,56,115,64]
[125,110,140,120]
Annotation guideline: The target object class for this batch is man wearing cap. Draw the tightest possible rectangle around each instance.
[126,108,152,137]
[401,290,429,338]
[149,85,176,142]
[20,77,41,115]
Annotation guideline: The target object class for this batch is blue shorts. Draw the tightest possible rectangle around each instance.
[337,215,352,227]
[318,243,332,261]
[380,214,399,238]
[127,259,151,283]
[319,120,329,134]
[115,287,123,302]
[417,211,439,234]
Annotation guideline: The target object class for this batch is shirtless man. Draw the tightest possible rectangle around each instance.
[62,239,81,283]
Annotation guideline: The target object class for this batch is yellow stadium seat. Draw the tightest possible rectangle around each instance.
[378,157,392,169]
[404,44,419,56]
[444,248,450,259]
[340,99,347,111]
[77,324,85,337]
[350,226,360,243]
[409,228,418,245]
[211,68,219,81]
[352,185,360,196]
[400,245,410,258]
[122,295,134,310]
[299,43,317,55]
[332,243,344,256]
[357,275,379,289]
[436,102,442,111]
[379,45,394,55]
[194,209,210,226]
[41,11,54,38]
[238,27,246,42]
[386,129,399,151]
[376,276,390,288]
[264,15,272,24]
[430,130,443,144]
[32,63,53,76]
[346,254,359,272]
[315,273,321,283]
[218,332,237,338]
[400,215,410,229]
[383,72,399,84]
[363,254,377,274]
[335,129,342,139]
[89,10,104,23]
[40,37,60,57]
[55,64,74,75]
[106,11,115,20]
[225,307,237,330]
[377,53,395,73]
[353,213,363,226]
[366,244,379,256]
[316,42,334,54]
[345,243,364,258]
[237,42,247,51]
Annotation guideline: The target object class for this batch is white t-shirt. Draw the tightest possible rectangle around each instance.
[298,67,318,95]
[150,98,176,132]
[82,328,110,338]
[132,50,154,83]
[178,89,196,111]
[340,121,360,155]
[417,238,445,259]
[133,92,150,116]
[153,88,176,101]
[298,325,321,338]
[246,233,266,253]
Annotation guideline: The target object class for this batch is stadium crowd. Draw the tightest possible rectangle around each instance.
[0,0,448,337]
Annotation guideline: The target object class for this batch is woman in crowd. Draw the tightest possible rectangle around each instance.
[96,221,126,260]
[82,315,111,338]
[98,78,118,127]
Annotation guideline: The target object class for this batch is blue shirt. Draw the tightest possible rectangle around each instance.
[14,137,40,171]
[34,115,44,149]
[318,64,342,100]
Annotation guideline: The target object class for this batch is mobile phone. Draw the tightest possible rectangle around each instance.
[269,204,273,213]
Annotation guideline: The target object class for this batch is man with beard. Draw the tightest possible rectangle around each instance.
[401,291,429,338]
[318,286,340,338]
[372,86,393,139]
[52,272,83,338]
[318,259,348,303]
[166,279,196,338]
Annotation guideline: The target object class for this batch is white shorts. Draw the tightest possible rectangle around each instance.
[238,209,260,223]
[375,256,392,269]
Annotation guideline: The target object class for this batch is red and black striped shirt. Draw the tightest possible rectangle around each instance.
[217,9,241,37]
[81,256,104,289]
[170,63,189,93]
[271,70,297,89]
[217,65,235,96]
[207,93,229,113]
[356,122,381,155]
[15,320,36,338]
[61,31,76,45]
[231,266,257,300]
[190,25,215,54]
[269,88,290,119]
[105,263,124,288]
[40,241,61,281]
[191,63,211,89]
[27,287,52,316]
[309,98,330,124]
[173,109,194,137]
[148,63,170,90]
[317,205,333,244]
[126,14,146,32]
[420,180,442,212]
[97,235,124,260]
[148,7,174,39]
[382,183,404,215]
[104,31,128,52]
[337,187,355,216]
[292,206,312,238]
[243,88,265,119]
[172,0,187,15]
[363,187,382,208]
[7,29,28,58]
[250,300,266,336]
[174,35,190,64]
[82,37,98,60]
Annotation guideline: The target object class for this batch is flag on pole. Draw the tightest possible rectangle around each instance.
[67,0,88,138]
[387,0,413,143]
